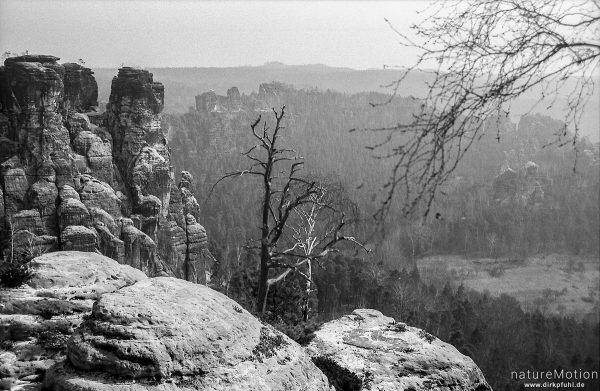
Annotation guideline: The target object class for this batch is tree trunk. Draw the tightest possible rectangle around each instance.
[257,244,270,315]
[301,260,312,322]
[257,158,272,315]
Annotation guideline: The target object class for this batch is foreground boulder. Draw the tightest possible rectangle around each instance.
[43,277,332,391]
[0,252,146,390]
[306,309,491,391]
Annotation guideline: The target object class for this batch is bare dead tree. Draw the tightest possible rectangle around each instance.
[288,193,323,322]
[213,107,369,315]
[367,0,599,218]
[273,183,369,321]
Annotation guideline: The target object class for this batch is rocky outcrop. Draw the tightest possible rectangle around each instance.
[2,252,492,391]
[107,67,165,182]
[43,276,332,391]
[60,225,96,252]
[0,252,145,389]
[62,63,98,113]
[307,309,491,391]
[0,55,212,283]
[179,170,200,219]
[1,159,28,216]
[6,210,58,261]
[184,214,213,284]
[492,167,518,201]
[194,82,284,114]
[492,161,550,207]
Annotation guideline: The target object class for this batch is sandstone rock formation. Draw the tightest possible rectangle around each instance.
[194,82,284,115]
[306,309,491,391]
[0,252,145,390]
[2,251,494,391]
[0,55,212,282]
[43,277,332,391]
[172,83,289,187]
[492,161,550,207]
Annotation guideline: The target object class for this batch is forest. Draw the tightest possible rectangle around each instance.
[165,83,599,263]
[164,83,599,391]
[92,63,600,143]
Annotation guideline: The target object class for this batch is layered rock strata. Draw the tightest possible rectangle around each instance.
[43,276,333,391]
[306,309,492,391]
[0,252,146,390]
[1,253,495,391]
[0,55,212,282]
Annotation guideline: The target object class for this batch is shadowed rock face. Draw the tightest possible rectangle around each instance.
[307,309,492,391]
[107,67,165,189]
[43,276,333,391]
[0,55,212,282]
[63,63,98,113]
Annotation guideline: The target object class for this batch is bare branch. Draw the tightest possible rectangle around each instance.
[371,0,599,217]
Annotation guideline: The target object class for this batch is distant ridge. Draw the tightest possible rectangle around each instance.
[92,63,599,141]
[92,62,425,110]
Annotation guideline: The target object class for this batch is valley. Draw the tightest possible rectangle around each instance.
[418,254,600,320]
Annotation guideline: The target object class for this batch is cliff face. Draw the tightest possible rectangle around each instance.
[0,55,212,283]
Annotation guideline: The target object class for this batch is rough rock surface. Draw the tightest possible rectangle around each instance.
[0,55,212,283]
[43,277,332,391]
[492,161,550,207]
[179,171,200,220]
[184,214,213,284]
[306,309,491,391]
[60,225,96,252]
[0,252,145,390]
[62,63,98,113]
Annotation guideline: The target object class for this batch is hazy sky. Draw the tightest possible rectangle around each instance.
[0,0,429,69]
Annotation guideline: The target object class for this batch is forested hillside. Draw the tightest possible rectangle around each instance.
[165,83,599,266]
[163,83,599,391]
[93,63,600,142]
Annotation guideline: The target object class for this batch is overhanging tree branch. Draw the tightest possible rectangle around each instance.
[369,0,599,218]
